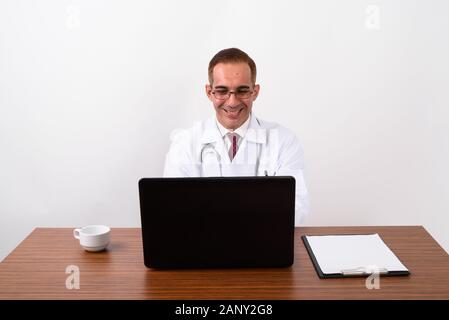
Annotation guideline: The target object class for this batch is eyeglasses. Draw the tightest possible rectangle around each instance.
[211,87,254,100]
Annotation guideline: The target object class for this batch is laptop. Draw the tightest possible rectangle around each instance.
[138,176,296,269]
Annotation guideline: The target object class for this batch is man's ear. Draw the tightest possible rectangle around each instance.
[252,84,260,101]
[205,84,214,101]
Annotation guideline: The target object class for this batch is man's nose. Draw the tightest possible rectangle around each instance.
[226,92,240,107]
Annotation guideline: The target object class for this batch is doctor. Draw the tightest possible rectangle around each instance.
[163,48,309,223]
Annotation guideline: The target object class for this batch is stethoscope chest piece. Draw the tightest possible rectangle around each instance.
[201,143,221,163]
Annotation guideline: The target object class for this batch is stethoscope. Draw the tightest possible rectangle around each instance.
[200,140,263,176]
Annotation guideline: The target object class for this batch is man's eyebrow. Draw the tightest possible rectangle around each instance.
[213,85,251,90]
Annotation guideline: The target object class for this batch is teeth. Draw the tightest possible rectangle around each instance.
[225,108,242,113]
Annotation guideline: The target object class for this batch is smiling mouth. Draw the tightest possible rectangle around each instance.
[223,107,243,116]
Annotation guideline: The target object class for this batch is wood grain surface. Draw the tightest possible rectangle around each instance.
[0,226,448,299]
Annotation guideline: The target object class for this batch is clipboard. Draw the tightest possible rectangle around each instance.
[302,234,411,278]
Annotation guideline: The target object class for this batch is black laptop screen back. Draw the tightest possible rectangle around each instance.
[139,176,295,268]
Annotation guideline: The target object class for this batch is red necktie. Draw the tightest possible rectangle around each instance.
[232,134,237,159]
[229,133,238,161]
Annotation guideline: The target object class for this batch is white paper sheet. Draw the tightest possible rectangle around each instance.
[305,234,409,275]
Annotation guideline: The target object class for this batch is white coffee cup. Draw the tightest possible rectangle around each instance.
[73,225,111,252]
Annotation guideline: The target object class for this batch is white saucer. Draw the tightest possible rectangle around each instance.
[82,245,108,252]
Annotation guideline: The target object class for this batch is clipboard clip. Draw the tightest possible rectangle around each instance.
[341,266,389,276]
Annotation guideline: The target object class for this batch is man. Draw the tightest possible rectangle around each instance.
[163,48,309,223]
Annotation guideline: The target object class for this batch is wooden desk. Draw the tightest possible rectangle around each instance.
[0,226,448,299]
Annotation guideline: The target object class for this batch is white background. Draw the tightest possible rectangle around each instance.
[1,0,448,261]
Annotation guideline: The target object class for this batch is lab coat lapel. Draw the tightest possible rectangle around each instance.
[230,114,267,174]
[200,117,230,176]
[246,114,267,144]
[200,118,228,161]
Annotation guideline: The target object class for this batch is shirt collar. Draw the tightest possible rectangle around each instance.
[201,112,266,145]
[215,113,251,138]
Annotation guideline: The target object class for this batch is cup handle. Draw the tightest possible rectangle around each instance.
[73,228,81,239]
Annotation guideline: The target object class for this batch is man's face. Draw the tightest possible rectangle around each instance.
[206,62,260,130]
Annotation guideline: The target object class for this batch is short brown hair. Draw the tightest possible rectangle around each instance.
[208,48,257,85]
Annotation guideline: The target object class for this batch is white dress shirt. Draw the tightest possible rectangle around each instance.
[215,114,251,161]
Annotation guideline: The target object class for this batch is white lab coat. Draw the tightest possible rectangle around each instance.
[163,113,310,224]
